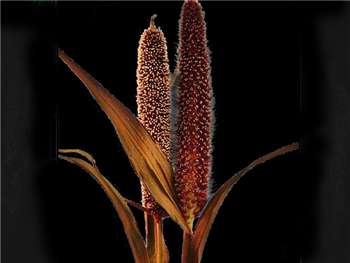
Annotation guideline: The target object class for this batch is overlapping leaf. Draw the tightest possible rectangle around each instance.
[58,149,149,263]
[58,49,189,233]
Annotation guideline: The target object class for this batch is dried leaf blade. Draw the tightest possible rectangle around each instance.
[193,143,299,262]
[58,151,149,263]
[58,49,189,233]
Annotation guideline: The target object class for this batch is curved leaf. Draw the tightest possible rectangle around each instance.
[58,49,190,233]
[193,143,299,262]
[58,149,96,166]
[58,149,149,263]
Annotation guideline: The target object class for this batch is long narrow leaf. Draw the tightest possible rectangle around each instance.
[58,49,189,233]
[58,149,149,263]
[193,143,299,262]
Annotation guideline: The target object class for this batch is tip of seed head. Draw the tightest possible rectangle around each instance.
[149,14,158,29]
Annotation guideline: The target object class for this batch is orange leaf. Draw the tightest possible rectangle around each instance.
[58,49,190,233]
[193,143,299,262]
[58,149,149,263]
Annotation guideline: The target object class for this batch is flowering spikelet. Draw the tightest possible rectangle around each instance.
[174,0,214,227]
[137,15,171,219]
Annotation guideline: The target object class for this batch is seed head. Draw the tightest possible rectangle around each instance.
[136,15,171,219]
[173,0,214,227]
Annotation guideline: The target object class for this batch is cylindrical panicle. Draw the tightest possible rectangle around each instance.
[174,0,214,227]
[137,15,171,219]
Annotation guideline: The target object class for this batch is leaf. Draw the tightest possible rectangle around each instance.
[145,215,169,263]
[58,148,96,166]
[58,149,149,263]
[193,143,299,262]
[58,49,190,233]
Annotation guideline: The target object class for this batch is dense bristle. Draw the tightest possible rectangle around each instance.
[174,0,214,225]
[137,17,171,218]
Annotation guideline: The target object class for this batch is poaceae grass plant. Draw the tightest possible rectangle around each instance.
[58,1,299,262]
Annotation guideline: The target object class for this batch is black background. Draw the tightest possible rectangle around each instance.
[2,1,350,263]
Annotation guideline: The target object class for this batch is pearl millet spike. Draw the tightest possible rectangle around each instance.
[137,15,172,220]
[174,0,214,228]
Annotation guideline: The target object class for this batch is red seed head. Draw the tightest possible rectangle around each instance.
[137,15,171,219]
[174,0,214,226]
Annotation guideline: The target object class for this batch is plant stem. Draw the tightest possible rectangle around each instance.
[181,231,198,263]
[145,214,169,263]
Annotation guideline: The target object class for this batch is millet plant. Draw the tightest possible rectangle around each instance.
[58,1,299,262]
